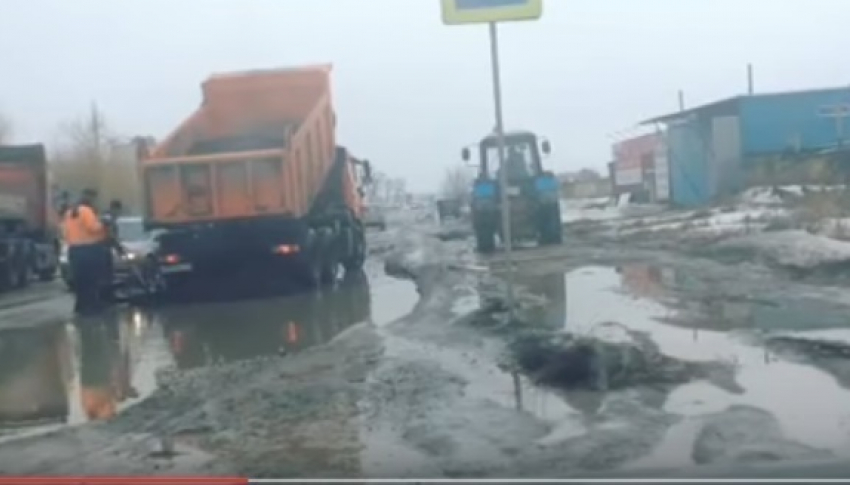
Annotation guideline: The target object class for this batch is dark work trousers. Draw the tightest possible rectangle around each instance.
[69,242,108,315]
[99,241,115,303]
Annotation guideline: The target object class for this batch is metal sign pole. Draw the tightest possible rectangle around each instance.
[441,0,543,318]
[488,21,515,316]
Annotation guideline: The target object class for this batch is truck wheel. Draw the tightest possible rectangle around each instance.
[0,266,15,291]
[320,251,341,286]
[17,262,30,289]
[1,260,24,290]
[538,205,564,245]
[475,225,496,254]
[38,268,57,282]
[343,226,366,272]
[295,247,322,290]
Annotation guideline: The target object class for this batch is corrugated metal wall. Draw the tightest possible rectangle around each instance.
[739,88,850,156]
[666,112,742,207]
[667,118,710,207]
[710,115,743,199]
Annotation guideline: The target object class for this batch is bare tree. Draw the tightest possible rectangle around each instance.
[51,104,143,213]
[0,113,11,144]
[440,165,473,203]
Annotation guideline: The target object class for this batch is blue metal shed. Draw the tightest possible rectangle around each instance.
[641,86,850,207]
[739,87,850,157]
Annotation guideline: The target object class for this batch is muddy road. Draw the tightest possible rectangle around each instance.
[3,212,850,477]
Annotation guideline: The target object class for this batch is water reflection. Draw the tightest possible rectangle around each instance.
[614,263,850,332]
[161,271,372,369]
[513,272,567,331]
[0,271,375,432]
[0,325,71,428]
[76,323,139,421]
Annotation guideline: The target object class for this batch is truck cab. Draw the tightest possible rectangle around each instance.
[462,131,562,253]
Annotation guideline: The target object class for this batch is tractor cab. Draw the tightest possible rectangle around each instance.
[470,131,547,180]
[461,131,562,253]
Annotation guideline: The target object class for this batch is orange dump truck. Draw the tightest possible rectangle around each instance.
[140,64,371,292]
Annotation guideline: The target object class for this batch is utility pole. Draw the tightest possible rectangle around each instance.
[747,63,754,95]
[678,90,685,112]
[90,102,105,198]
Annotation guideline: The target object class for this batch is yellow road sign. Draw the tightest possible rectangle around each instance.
[441,0,543,25]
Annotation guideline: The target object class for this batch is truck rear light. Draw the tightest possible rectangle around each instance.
[272,244,300,255]
[161,254,181,265]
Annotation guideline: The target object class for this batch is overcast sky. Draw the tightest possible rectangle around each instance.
[3,0,850,191]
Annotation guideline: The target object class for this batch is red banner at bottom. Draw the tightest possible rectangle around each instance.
[0,478,247,485]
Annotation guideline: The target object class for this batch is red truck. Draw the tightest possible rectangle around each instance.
[0,144,60,291]
[140,64,371,293]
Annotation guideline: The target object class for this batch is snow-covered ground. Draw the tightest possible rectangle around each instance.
[712,230,850,270]
[560,186,850,272]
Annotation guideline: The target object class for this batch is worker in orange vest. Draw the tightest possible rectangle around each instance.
[61,189,109,315]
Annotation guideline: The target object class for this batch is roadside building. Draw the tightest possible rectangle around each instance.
[642,86,850,207]
[611,133,669,203]
[558,169,611,199]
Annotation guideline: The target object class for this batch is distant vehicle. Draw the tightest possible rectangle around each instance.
[60,216,164,295]
[436,198,463,223]
[463,130,563,253]
[0,145,60,292]
[362,205,387,231]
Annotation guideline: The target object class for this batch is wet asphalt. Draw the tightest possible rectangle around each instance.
[3,212,850,476]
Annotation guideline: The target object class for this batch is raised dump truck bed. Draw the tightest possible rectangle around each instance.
[140,64,371,293]
[144,65,338,225]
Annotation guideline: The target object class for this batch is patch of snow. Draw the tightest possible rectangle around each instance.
[614,207,789,240]
[716,230,850,269]
[740,187,785,207]
[810,218,850,241]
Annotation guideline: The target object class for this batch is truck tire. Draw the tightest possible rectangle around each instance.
[538,205,564,246]
[475,225,496,254]
[38,268,57,282]
[16,261,30,289]
[343,226,366,272]
[1,257,25,290]
[301,255,322,290]
[318,228,341,286]
[320,251,340,286]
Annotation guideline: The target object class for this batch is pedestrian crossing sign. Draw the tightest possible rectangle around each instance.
[441,0,543,25]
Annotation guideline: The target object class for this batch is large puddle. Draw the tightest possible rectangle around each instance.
[0,265,419,441]
[509,263,850,467]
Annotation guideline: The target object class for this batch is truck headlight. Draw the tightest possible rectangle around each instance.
[122,252,139,261]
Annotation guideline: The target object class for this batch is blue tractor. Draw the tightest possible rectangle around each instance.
[462,130,563,253]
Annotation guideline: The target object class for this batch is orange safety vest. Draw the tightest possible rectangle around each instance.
[62,205,106,246]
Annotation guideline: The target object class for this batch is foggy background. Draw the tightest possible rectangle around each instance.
[2,0,850,191]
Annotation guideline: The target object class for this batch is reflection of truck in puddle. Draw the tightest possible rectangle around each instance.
[164,272,372,369]
[0,325,70,427]
[0,322,139,427]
